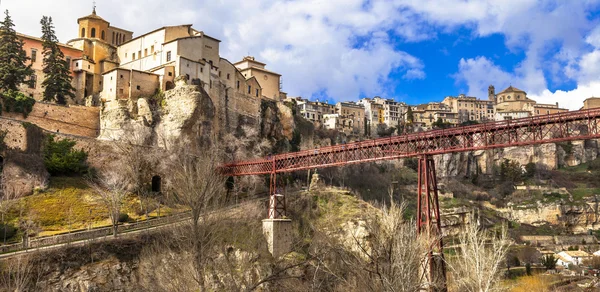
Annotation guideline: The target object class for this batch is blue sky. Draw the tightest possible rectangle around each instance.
[4,0,600,110]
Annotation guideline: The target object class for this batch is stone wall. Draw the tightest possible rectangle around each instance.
[0,117,29,151]
[3,102,100,138]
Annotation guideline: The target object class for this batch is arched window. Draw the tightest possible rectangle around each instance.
[112,31,115,44]
[101,30,105,40]
[91,28,96,38]
[81,28,85,37]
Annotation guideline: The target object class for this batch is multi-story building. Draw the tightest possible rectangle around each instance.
[412,102,458,129]
[18,33,84,102]
[357,98,385,136]
[336,101,365,135]
[234,56,284,101]
[86,8,266,109]
[442,94,495,123]
[323,113,353,133]
[372,96,403,128]
[296,99,335,124]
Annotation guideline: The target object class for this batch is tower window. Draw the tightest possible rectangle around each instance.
[101,30,105,40]
[91,28,96,38]
[112,31,115,44]
[237,80,240,89]
[81,28,85,37]
[256,89,259,97]
[248,85,251,94]
[31,49,37,62]
[227,73,230,80]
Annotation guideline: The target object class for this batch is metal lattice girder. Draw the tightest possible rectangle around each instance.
[221,108,600,176]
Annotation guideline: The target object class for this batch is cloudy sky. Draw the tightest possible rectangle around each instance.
[3,0,600,109]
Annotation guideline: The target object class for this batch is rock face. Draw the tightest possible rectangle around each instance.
[1,151,49,197]
[434,139,600,177]
[99,81,216,148]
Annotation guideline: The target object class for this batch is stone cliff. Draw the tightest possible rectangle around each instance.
[434,140,600,177]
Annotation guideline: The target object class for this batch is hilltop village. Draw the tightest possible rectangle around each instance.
[9,8,600,143]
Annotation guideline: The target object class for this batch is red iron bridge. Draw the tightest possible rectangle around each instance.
[220,108,600,291]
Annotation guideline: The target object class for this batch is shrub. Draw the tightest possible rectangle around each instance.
[2,90,35,117]
[588,157,600,171]
[0,223,16,240]
[43,134,89,176]
[118,213,129,223]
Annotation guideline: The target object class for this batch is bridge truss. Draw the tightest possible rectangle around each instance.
[221,108,600,291]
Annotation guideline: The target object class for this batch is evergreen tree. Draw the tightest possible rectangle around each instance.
[0,10,34,92]
[406,107,414,124]
[40,16,74,105]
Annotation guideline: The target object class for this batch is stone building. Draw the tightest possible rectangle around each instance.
[490,85,568,120]
[582,97,600,110]
[66,8,133,101]
[412,102,458,129]
[234,56,284,101]
[442,94,495,123]
[336,101,365,135]
[17,33,84,102]
[296,99,335,124]
[323,113,353,134]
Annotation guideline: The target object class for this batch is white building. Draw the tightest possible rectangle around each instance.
[556,251,591,267]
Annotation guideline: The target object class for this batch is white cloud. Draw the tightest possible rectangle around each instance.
[454,56,515,98]
[530,81,600,110]
[0,0,427,102]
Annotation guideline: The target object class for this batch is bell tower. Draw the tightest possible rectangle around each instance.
[77,4,110,41]
[488,85,496,104]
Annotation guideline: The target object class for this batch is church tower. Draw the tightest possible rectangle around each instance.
[77,6,110,42]
[488,85,496,104]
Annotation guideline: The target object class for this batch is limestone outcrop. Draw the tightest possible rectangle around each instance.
[434,139,600,177]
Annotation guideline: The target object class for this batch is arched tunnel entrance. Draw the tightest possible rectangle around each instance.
[151,175,161,193]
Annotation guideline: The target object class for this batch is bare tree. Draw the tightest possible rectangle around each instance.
[87,170,130,237]
[448,215,510,292]
[0,253,34,291]
[168,144,227,289]
[0,176,19,244]
[110,126,156,222]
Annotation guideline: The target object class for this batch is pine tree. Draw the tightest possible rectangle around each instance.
[406,106,414,124]
[40,16,74,105]
[0,10,34,92]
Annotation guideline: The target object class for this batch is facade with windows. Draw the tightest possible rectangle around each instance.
[372,96,404,128]
[336,102,365,135]
[296,99,335,124]
[234,56,284,101]
[17,33,84,102]
[442,94,495,123]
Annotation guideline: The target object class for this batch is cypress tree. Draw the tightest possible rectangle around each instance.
[0,10,34,92]
[40,16,74,105]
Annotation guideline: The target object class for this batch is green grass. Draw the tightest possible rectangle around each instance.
[9,176,185,236]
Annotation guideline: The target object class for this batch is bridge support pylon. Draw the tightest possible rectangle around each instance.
[416,155,447,292]
[263,171,292,257]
